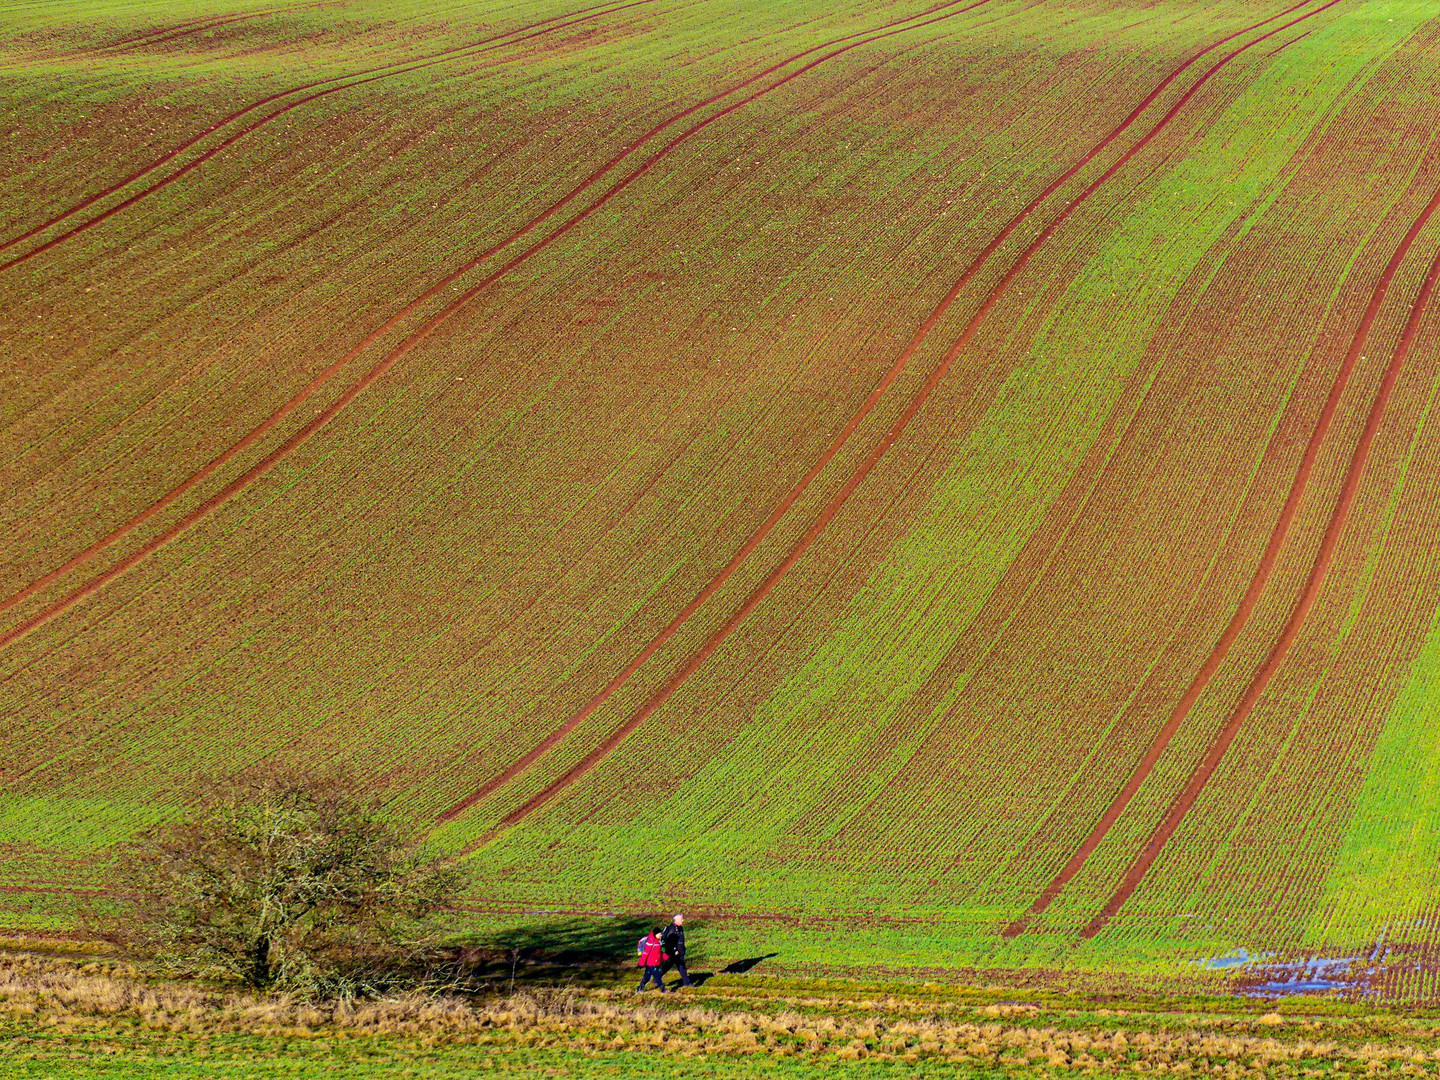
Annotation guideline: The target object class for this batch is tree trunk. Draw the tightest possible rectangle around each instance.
[248,935,272,988]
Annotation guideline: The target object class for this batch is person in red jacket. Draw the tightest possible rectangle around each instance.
[636,927,668,993]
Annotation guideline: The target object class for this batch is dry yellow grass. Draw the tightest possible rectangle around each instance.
[5,951,1440,1075]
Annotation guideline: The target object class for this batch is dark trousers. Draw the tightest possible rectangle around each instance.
[665,959,693,987]
[637,965,667,992]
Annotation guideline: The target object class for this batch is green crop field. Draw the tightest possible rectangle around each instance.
[5,0,1440,1001]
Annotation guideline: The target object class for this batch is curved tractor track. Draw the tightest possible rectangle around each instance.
[435,0,1344,837]
[0,9,269,71]
[0,3,348,73]
[0,0,999,653]
[82,12,272,54]
[87,15,240,50]
[0,0,663,272]
[96,10,273,50]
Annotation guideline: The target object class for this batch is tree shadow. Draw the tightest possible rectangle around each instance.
[449,915,676,989]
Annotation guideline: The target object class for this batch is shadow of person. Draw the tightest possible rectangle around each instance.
[662,952,780,988]
[720,952,780,975]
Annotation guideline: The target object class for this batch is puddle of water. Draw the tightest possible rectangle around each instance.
[1193,947,1273,970]
[1246,976,1356,996]
[1192,948,1379,997]
[1240,956,1371,998]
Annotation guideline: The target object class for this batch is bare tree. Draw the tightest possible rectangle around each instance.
[97,767,465,996]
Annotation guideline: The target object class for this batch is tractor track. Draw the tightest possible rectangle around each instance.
[103,10,273,51]
[0,0,997,652]
[2,387,732,795]
[93,15,237,50]
[741,27,1318,854]
[1265,26,1313,57]
[0,11,257,71]
[86,13,264,53]
[434,0,1342,832]
[0,4,342,75]
[0,0,662,271]
[1071,184,1440,939]
[756,18,1324,892]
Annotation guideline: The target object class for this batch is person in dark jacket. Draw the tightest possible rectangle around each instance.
[636,928,668,993]
[660,913,693,987]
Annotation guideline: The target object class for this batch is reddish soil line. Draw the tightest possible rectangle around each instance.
[1076,193,1440,940]
[431,0,1026,827]
[437,0,1339,829]
[106,11,273,51]
[1004,164,1440,942]
[0,0,641,259]
[92,1,346,54]
[110,16,227,43]
[0,12,240,71]
[1265,27,1313,57]
[381,0,1001,312]
[0,0,952,519]
[0,0,982,272]
[89,14,246,51]
[3,380,727,792]
[0,0,993,653]
[0,0,665,275]
[0,3,344,74]
[0,883,107,897]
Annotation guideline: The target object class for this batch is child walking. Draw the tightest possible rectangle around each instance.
[636,927,668,993]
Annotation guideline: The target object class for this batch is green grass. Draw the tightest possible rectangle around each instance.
[4,1038,1013,1079]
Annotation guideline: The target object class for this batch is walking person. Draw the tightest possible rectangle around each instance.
[661,913,693,988]
[636,927,668,993]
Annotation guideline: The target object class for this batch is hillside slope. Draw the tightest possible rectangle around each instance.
[4,0,1440,993]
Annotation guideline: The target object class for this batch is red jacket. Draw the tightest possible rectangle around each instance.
[637,933,668,967]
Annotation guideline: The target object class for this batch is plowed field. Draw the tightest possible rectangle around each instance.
[6,0,1440,995]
